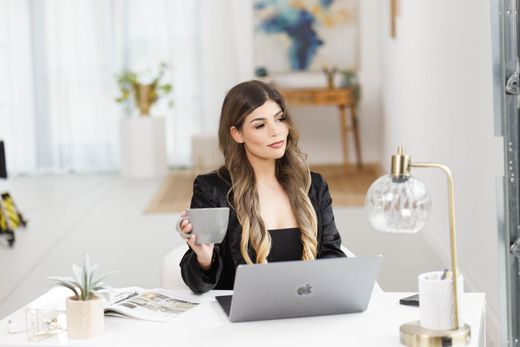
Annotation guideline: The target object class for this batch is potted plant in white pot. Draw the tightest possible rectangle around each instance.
[48,255,111,339]
[115,62,173,178]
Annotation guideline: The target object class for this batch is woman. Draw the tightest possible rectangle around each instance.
[177,80,345,294]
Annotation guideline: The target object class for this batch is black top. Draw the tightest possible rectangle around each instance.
[180,168,347,294]
[267,228,302,262]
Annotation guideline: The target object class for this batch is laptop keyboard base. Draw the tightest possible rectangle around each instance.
[215,295,233,316]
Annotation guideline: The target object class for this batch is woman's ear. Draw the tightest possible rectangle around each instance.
[230,126,244,144]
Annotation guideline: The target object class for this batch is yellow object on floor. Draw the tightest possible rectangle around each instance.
[0,192,28,247]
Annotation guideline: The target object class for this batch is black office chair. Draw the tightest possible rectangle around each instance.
[0,141,27,247]
[0,141,5,179]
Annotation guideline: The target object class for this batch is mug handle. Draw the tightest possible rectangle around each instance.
[176,216,192,240]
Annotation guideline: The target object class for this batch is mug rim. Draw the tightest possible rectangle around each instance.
[187,207,230,212]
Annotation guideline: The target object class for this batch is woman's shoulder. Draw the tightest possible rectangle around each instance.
[308,171,330,201]
[310,171,326,187]
[191,167,232,207]
[194,167,232,189]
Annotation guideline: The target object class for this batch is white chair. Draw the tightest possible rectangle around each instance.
[161,243,190,290]
[160,244,383,293]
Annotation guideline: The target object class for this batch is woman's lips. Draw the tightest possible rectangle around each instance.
[268,140,285,149]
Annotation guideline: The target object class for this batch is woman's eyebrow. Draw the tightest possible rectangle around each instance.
[248,110,283,124]
[249,117,265,123]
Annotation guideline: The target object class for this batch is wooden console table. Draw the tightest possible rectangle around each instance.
[280,87,362,172]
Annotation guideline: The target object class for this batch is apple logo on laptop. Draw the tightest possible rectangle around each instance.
[297,284,312,296]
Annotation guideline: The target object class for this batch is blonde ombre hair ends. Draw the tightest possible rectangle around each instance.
[217,80,318,264]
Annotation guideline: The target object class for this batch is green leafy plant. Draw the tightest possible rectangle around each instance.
[322,65,338,89]
[48,254,111,301]
[339,69,361,105]
[115,62,173,116]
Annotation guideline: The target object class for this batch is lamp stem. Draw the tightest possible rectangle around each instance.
[410,162,460,330]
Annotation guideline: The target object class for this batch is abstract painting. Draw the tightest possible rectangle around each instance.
[254,0,359,73]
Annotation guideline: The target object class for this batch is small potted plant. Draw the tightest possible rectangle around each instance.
[48,255,111,339]
[322,65,338,89]
[115,62,173,117]
[339,69,361,105]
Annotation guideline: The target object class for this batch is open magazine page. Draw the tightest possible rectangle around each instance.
[104,287,198,322]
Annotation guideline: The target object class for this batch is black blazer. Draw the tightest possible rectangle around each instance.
[180,169,346,294]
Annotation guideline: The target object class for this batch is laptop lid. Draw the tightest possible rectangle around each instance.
[218,255,382,322]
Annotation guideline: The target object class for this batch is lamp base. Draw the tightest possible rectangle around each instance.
[400,321,471,347]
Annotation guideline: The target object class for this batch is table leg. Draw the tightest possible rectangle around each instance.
[350,104,363,168]
[339,105,349,173]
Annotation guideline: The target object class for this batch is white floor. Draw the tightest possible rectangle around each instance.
[0,174,444,319]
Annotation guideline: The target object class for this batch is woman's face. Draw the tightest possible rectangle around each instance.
[231,100,289,162]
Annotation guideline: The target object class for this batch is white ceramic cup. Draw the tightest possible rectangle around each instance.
[418,271,464,331]
[185,207,229,244]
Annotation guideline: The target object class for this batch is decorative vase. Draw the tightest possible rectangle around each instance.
[66,296,104,339]
[134,83,157,117]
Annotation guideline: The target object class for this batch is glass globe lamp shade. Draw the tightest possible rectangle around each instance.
[365,174,431,233]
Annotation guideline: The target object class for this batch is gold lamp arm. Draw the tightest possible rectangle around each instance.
[410,162,460,330]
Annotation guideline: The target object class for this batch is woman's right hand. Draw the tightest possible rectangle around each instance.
[177,210,215,271]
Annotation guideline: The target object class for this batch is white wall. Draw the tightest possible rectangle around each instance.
[381,0,501,344]
[199,0,254,135]
[199,0,383,166]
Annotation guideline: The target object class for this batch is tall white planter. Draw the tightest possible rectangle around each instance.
[120,117,167,178]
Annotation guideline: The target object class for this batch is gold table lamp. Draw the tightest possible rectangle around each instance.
[365,147,471,347]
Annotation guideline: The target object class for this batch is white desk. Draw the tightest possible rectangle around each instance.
[0,288,485,347]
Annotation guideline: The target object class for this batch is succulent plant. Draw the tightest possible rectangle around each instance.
[48,254,111,301]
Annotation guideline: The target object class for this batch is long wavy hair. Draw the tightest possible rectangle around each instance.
[218,80,318,264]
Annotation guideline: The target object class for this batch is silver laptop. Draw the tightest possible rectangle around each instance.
[215,255,382,322]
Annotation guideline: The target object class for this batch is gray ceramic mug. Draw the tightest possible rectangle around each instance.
[185,207,230,244]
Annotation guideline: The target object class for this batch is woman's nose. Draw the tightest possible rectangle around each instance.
[269,123,281,136]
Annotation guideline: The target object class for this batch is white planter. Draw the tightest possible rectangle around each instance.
[66,296,104,339]
[120,117,168,178]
